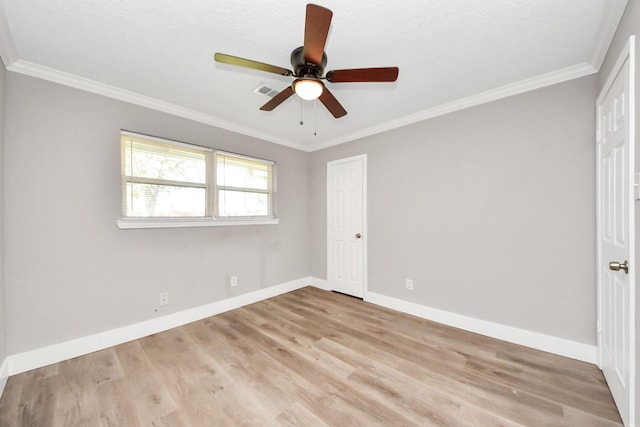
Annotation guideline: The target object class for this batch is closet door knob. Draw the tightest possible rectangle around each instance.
[609,260,629,274]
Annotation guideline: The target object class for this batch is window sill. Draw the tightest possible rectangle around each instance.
[117,217,280,229]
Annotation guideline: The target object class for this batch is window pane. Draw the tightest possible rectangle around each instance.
[217,155,270,190]
[125,140,206,184]
[121,133,276,222]
[126,183,206,217]
[218,190,269,217]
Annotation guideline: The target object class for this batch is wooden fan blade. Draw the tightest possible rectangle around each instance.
[318,86,347,118]
[326,67,399,83]
[214,53,293,76]
[303,4,332,65]
[260,86,295,111]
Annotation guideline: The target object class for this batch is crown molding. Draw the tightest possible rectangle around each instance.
[587,0,628,71]
[5,59,598,154]
[308,62,597,151]
[0,0,624,154]
[5,59,311,152]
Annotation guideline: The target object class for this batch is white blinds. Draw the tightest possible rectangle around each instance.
[120,133,275,220]
[216,152,274,217]
[121,134,210,217]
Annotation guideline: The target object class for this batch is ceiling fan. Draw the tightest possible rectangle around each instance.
[214,3,399,119]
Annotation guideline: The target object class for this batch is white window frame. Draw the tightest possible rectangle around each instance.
[117,131,279,229]
[215,151,276,219]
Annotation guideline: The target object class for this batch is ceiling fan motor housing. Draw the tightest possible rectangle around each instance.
[291,46,327,77]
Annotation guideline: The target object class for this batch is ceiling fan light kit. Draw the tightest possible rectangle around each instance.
[214,3,399,119]
[293,78,323,100]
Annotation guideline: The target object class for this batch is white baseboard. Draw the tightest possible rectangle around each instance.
[5,277,312,376]
[3,280,597,378]
[365,292,597,364]
[308,276,331,291]
[0,357,9,399]
[0,376,6,400]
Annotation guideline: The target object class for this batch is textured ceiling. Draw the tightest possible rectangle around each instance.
[0,0,628,151]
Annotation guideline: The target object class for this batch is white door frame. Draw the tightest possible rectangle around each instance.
[327,154,368,298]
[596,35,636,426]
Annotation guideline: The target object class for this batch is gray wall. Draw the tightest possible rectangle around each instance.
[310,75,598,344]
[4,72,310,355]
[0,28,610,357]
[0,59,5,364]
[598,1,640,423]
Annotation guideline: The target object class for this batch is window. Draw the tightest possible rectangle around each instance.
[216,152,274,217]
[121,134,211,218]
[119,132,277,228]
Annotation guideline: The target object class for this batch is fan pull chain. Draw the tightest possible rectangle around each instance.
[314,99,317,136]
[299,99,304,126]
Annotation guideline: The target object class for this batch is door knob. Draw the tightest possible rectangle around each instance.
[355,233,362,239]
[609,260,629,274]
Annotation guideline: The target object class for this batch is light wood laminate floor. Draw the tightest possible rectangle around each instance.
[0,287,623,426]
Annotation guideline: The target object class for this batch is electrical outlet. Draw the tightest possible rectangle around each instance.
[159,292,169,306]
[405,279,413,290]
[230,276,238,287]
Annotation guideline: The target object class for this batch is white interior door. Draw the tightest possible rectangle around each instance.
[597,36,635,427]
[327,155,366,298]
